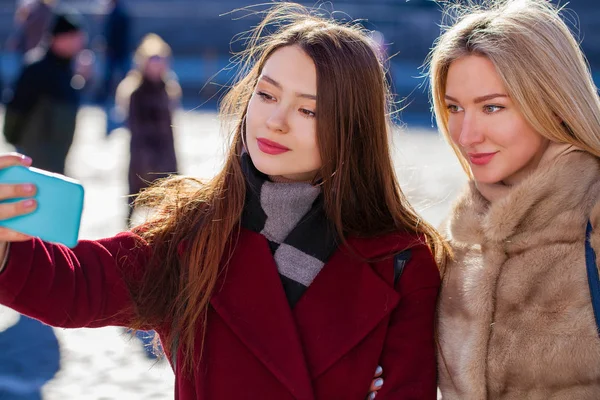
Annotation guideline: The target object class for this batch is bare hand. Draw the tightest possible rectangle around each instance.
[366,365,383,399]
[0,153,37,243]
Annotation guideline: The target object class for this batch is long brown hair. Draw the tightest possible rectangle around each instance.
[129,3,449,373]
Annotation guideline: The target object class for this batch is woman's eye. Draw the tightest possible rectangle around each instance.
[447,104,462,113]
[257,91,275,102]
[299,108,316,118]
[483,105,504,114]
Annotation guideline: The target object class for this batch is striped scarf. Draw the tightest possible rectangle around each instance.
[240,152,338,307]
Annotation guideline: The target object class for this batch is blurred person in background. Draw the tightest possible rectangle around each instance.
[115,33,181,224]
[6,0,57,57]
[3,0,57,102]
[116,33,181,358]
[3,10,87,175]
[98,0,131,104]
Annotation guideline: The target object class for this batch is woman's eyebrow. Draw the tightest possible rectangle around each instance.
[260,74,317,100]
[444,93,507,103]
[473,93,507,103]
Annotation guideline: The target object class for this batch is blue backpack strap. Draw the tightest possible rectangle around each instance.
[393,249,412,286]
[585,220,600,336]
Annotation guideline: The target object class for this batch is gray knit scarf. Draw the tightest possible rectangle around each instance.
[240,152,338,307]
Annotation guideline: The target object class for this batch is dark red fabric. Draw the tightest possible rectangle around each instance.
[0,228,440,399]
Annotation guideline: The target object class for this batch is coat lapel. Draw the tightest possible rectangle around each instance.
[293,237,401,378]
[210,229,314,400]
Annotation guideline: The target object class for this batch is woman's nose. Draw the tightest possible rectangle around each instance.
[458,114,484,147]
[266,107,290,134]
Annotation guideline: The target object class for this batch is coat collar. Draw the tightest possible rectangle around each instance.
[447,151,600,245]
[209,228,406,399]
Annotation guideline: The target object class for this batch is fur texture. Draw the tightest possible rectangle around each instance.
[438,151,600,399]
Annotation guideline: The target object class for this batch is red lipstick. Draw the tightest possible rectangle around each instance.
[468,152,498,166]
[257,138,290,155]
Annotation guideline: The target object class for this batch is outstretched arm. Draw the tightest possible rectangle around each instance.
[0,232,152,330]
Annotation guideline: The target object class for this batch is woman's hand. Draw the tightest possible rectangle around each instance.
[366,365,384,399]
[0,153,37,247]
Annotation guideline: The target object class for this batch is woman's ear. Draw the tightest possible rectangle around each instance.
[553,112,562,125]
[553,113,574,136]
[553,112,576,135]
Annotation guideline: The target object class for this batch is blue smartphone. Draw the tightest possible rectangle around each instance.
[0,166,84,248]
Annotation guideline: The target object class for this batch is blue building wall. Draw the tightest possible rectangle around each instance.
[0,0,598,122]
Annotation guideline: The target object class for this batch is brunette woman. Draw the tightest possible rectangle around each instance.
[0,4,446,399]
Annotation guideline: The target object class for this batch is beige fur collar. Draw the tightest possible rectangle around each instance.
[447,151,600,245]
[475,142,580,202]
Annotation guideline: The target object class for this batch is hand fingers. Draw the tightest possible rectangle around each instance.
[369,377,384,392]
[0,200,37,242]
[0,154,36,242]
[0,183,37,201]
[0,226,33,242]
[0,199,37,221]
[374,365,383,378]
[366,365,383,400]
[0,153,32,169]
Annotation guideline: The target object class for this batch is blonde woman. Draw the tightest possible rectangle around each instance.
[428,0,600,398]
[115,33,182,221]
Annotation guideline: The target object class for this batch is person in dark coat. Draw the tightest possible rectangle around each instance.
[99,0,131,102]
[115,33,180,222]
[3,10,86,175]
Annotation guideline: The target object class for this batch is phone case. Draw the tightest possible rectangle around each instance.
[0,166,85,248]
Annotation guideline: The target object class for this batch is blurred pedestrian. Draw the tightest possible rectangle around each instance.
[115,33,181,223]
[3,0,57,102]
[6,0,56,57]
[3,10,86,175]
[98,0,131,103]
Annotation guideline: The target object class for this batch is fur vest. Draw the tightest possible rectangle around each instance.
[438,151,600,399]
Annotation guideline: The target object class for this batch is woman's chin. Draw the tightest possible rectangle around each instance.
[473,174,506,185]
[251,157,285,177]
[471,169,503,185]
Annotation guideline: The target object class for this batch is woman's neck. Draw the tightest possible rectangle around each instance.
[476,141,582,202]
[268,175,314,184]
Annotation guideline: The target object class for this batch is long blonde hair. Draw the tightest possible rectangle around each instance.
[428,0,600,177]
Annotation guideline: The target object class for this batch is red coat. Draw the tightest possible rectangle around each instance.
[0,228,440,399]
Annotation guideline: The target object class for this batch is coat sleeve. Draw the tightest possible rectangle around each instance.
[3,64,41,145]
[376,243,441,399]
[0,232,152,329]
